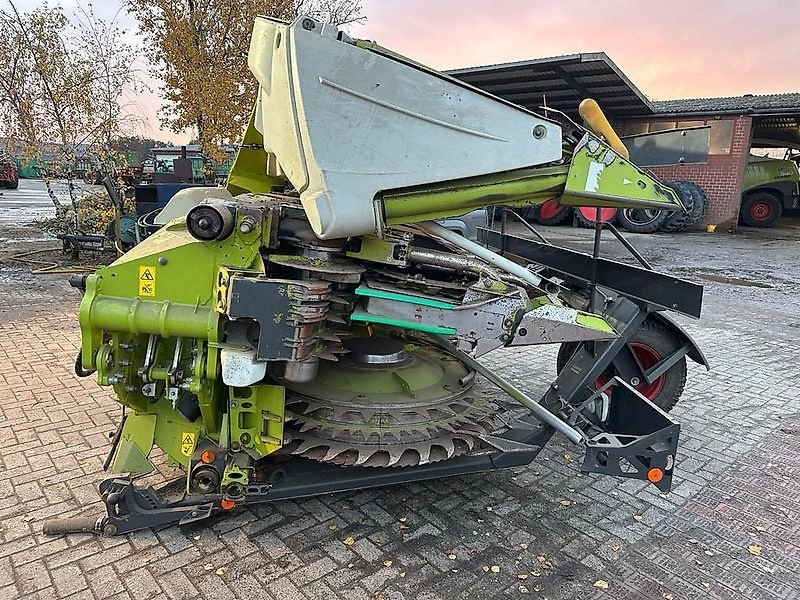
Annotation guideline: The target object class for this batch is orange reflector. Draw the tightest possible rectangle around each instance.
[220,499,235,511]
[647,468,664,483]
[200,450,215,464]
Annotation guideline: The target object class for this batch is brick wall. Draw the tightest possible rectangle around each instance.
[646,116,753,229]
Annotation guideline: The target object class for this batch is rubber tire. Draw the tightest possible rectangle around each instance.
[532,200,572,225]
[7,176,18,189]
[680,181,709,225]
[556,317,688,413]
[740,192,782,228]
[660,180,695,233]
[573,207,617,229]
[617,205,668,234]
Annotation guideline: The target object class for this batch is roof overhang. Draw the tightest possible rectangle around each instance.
[448,52,654,119]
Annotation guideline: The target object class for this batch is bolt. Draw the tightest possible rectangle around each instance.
[630,377,641,386]
[158,256,167,265]
[533,125,547,139]
[301,17,315,30]
[239,217,256,234]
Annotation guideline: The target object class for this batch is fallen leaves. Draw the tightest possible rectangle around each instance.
[559,499,573,506]
[203,563,213,571]
[382,559,393,567]
[215,567,226,576]
[660,592,673,600]
[517,574,529,580]
[446,554,456,560]
[633,515,643,522]
[328,524,338,531]
[343,537,355,546]
[490,565,500,573]
[594,579,609,590]
[21,515,34,523]
[747,544,763,557]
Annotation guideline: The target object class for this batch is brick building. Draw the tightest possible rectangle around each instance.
[450,55,800,230]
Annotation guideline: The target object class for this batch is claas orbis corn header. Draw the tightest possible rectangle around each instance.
[44,15,707,536]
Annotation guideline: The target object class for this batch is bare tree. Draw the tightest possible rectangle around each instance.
[127,0,364,155]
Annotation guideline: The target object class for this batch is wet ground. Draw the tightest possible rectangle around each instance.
[0,187,799,600]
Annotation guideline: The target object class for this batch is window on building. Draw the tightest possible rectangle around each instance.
[708,120,734,154]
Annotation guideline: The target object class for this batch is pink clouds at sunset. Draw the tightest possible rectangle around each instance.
[355,0,800,101]
[19,0,795,142]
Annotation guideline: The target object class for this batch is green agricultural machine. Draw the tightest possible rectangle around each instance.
[740,152,800,227]
[45,16,707,536]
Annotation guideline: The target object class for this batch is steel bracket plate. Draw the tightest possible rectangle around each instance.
[580,377,680,492]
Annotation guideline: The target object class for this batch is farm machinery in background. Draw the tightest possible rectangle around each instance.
[0,151,19,189]
[522,124,713,233]
[739,149,800,227]
[45,15,707,536]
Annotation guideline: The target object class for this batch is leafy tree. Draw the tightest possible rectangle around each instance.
[0,1,142,244]
[127,0,365,154]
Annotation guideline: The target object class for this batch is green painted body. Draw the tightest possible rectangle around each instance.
[742,156,800,197]
[75,24,686,489]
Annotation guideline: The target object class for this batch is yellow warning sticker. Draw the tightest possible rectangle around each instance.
[180,432,196,457]
[138,265,156,297]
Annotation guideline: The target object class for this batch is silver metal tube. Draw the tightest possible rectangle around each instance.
[430,335,584,444]
[408,248,485,272]
[416,221,557,293]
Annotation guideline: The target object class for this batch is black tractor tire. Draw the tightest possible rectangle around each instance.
[7,176,18,189]
[660,180,695,233]
[740,191,782,228]
[574,208,595,228]
[531,200,573,225]
[573,207,617,229]
[680,181,709,224]
[556,317,688,413]
[617,206,668,233]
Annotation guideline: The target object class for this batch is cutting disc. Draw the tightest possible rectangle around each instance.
[280,337,495,467]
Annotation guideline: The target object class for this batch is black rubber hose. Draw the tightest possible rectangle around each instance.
[42,516,104,535]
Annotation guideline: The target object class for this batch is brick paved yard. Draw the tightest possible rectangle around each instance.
[1,227,799,600]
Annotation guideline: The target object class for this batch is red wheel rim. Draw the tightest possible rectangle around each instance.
[594,343,665,401]
[539,200,565,220]
[750,201,773,222]
[578,206,618,223]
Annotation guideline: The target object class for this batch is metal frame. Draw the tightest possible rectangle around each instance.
[45,220,695,536]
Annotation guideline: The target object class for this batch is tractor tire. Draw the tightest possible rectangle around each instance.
[574,207,618,229]
[680,181,709,225]
[556,317,688,413]
[7,175,18,189]
[660,180,695,233]
[740,191,782,228]
[617,206,668,233]
[532,200,572,225]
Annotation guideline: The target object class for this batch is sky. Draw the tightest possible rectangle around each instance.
[11,0,800,144]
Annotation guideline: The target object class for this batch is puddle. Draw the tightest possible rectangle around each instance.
[694,273,773,288]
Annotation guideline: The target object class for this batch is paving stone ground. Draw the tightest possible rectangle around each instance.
[0,227,799,600]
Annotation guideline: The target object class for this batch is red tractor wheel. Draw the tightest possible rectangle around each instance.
[740,192,781,228]
[556,318,687,412]
[533,199,572,225]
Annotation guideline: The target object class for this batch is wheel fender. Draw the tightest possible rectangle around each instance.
[650,312,710,370]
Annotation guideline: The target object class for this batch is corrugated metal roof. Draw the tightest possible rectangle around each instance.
[652,93,800,116]
[447,52,654,118]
